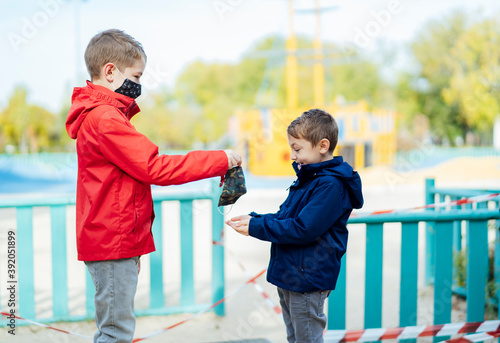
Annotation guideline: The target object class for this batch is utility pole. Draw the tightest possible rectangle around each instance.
[286,0,298,108]
[287,0,335,108]
[313,0,325,107]
[74,0,81,84]
[74,0,88,85]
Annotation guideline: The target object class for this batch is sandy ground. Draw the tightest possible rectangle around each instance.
[1,156,500,343]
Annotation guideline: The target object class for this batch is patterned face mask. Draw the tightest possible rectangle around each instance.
[218,166,247,207]
[111,67,142,99]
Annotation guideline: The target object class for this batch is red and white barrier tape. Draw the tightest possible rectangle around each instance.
[1,269,266,342]
[351,192,499,218]
[0,311,92,340]
[213,228,281,314]
[324,320,500,343]
[212,227,224,246]
[132,269,266,342]
[225,246,281,314]
[438,330,500,343]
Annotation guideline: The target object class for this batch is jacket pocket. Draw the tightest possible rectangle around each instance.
[298,247,305,272]
[130,182,139,235]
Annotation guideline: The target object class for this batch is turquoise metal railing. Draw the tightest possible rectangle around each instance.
[0,180,225,324]
[2,164,499,335]
[424,178,500,285]
[328,203,499,340]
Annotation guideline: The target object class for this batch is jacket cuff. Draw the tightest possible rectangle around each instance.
[248,216,265,240]
[215,150,229,176]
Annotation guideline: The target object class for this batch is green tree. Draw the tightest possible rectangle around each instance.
[407,11,470,143]
[399,11,500,144]
[173,36,277,145]
[133,90,201,149]
[172,35,386,145]
[0,86,57,153]
[397,11,500,144]
[443,18,500,135]
[328,56,388,105]
[244,36,387,108]
[175,61,241,143]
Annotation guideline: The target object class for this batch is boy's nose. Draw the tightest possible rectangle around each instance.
[290,152,296,161]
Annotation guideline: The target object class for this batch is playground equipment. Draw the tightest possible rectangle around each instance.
[233,0,397,175]
[235,101,396,176]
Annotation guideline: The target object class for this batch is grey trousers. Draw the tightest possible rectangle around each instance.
[278,287,331,343]
[85,257,140,343]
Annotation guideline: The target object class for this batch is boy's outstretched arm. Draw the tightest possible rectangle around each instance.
[226,215,251,236]
[246,181,345,245]
[97,111,240,185]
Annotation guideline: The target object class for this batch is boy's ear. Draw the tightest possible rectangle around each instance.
[319,138,330,154]
[102,63,116,83]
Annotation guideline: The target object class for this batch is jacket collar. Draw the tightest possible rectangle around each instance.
[290,157,343,188]
[85,80,140,119]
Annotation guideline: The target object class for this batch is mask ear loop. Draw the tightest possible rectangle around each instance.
[217,204,233,215]
[110,65,126,90]
[110,66,125,90]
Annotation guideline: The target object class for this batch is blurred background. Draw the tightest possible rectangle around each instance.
[1,2,500,341]
[1,0,500,187]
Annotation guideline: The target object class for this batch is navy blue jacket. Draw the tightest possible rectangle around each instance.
[248,157,364,292]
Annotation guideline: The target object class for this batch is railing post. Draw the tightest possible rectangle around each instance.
[85,268,95,317]
[433,221,453,343]
[180,200,195,307]
[452,221,462,253]
[211,180,225,316]
[451,196,462,289]
[50,205,69,319]
[466,220,488,321]
[365,223,383,330]
[17,206,36,319]
[425,178,436,285]
[400,222,418,343]
[462,202,472,286]
[150,201,165,308]
[328,254,346,329]
[495,220,500,324]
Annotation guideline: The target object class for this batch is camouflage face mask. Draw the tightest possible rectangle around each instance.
[218,166,247,207]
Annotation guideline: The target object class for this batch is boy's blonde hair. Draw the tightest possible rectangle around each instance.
[84,29,147,80]
[287,109,338,154]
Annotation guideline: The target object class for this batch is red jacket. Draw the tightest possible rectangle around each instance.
[66,81,228,261]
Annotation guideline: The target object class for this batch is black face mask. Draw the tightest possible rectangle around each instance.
[218,166,247,207]
[113,68,142,99]
[115,78,141,99]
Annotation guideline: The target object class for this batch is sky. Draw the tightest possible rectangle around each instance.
[1,0,500,113]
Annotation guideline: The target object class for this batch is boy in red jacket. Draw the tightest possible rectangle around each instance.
[66,29,241,343]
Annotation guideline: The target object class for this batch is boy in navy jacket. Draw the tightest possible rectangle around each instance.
[226,109,363,343]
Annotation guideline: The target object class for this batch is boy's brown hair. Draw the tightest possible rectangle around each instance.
[84,29,147,80]
[287,108,338,154]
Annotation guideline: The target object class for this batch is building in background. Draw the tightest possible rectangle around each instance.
[232,0,397,176]
[233,100,396,176]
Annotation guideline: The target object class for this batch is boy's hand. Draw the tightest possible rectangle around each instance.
[225,215,251,236]
[224,150,242,169]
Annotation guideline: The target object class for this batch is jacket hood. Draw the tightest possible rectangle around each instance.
[292,157,364,209]
[66,81,140,139]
